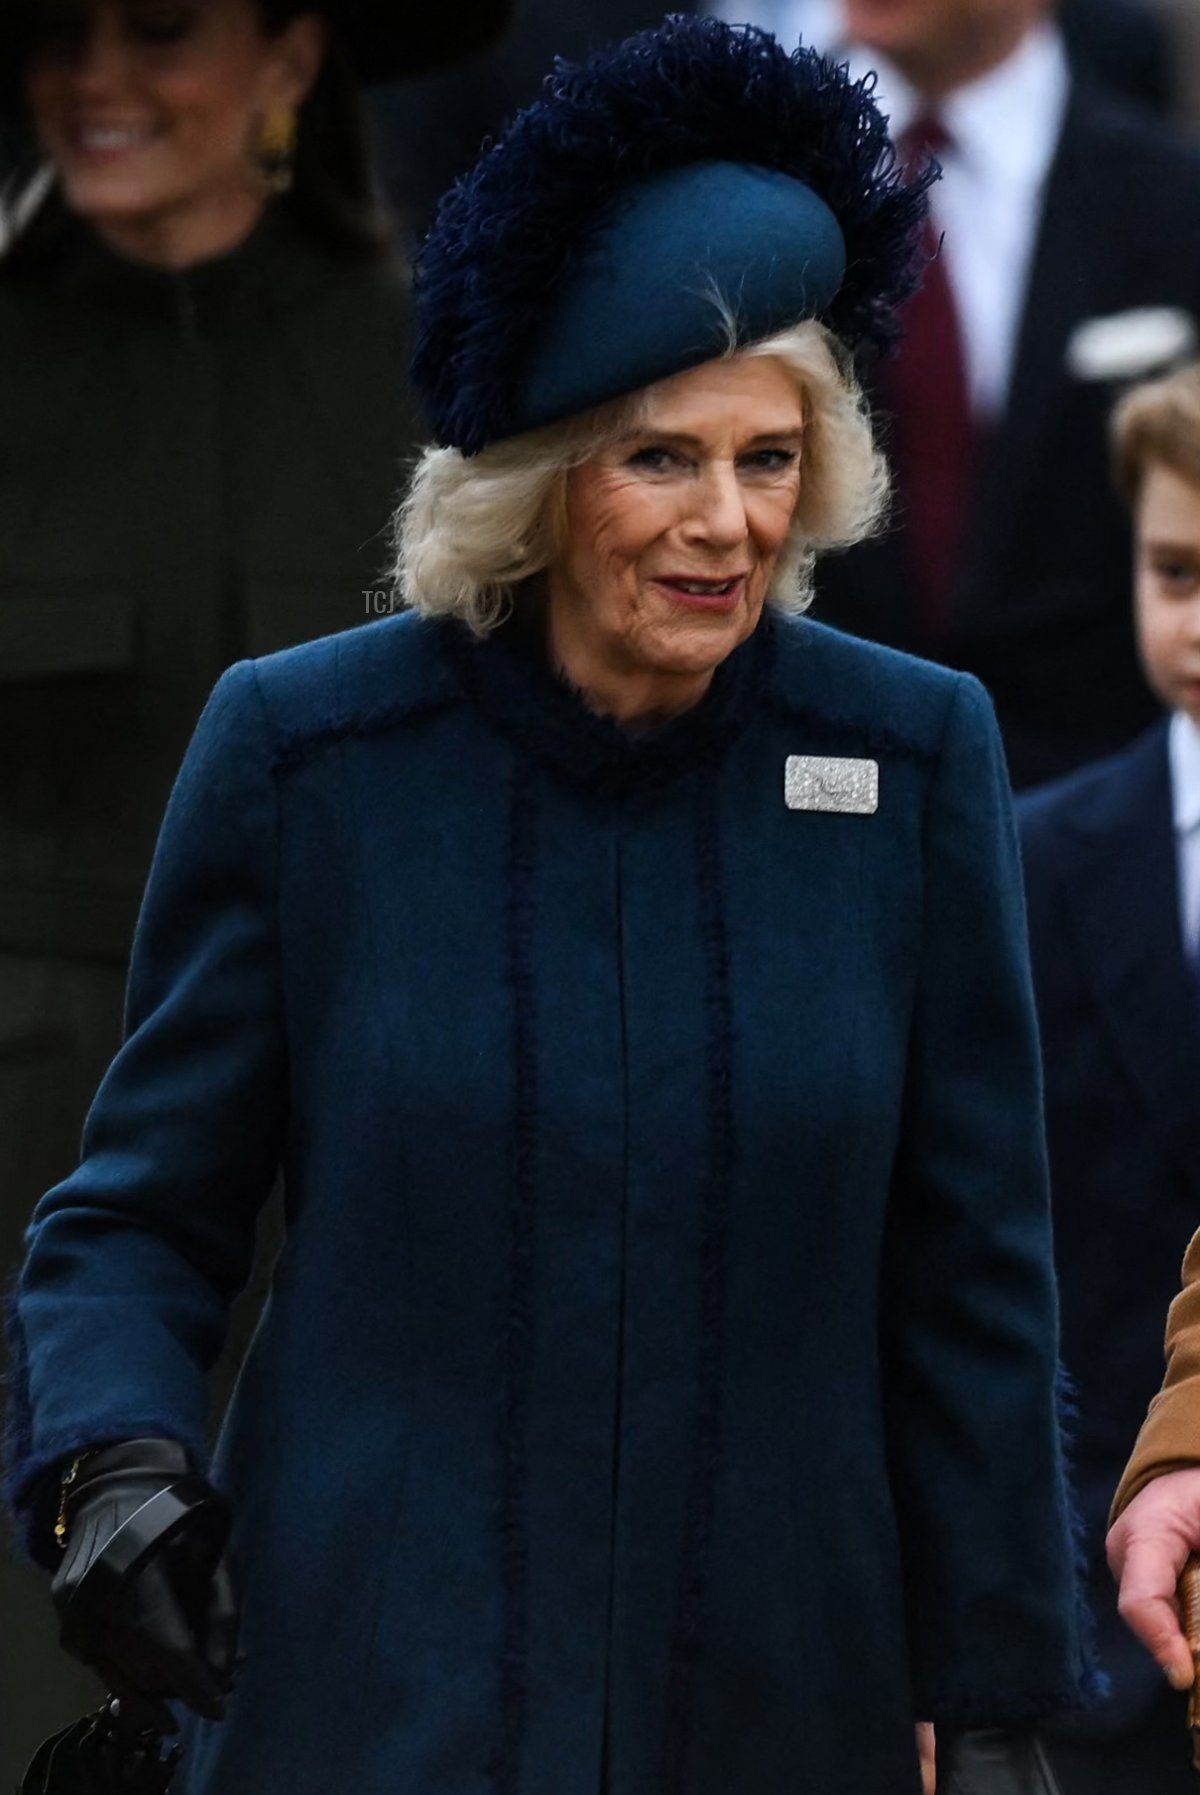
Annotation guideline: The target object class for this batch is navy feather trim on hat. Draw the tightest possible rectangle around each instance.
[411,13,935,453]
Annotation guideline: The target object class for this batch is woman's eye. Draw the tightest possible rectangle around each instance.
[626,446,681,473]
[1151,557,1200,594]
[741,448,799,474]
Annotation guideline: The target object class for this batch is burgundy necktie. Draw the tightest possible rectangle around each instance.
[881,115,976,644]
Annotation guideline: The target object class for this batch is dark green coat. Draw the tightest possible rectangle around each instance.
[0,212,417,1780]
[0,213,417,969]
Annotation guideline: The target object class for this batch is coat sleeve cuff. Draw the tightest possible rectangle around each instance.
[6,1421,210,1570]
[1110,1228,1200,1525]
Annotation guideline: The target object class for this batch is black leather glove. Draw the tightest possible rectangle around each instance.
[937,1730,1064,1795]
[50,1438,239,1734]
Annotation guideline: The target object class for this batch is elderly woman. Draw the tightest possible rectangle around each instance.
[5,18,1093,1795]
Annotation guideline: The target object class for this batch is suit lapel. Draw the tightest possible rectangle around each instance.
[1063,726,1200,1195]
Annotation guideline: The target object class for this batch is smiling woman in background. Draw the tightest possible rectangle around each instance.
[0,0,509,1777]
[5,18,1094,1795]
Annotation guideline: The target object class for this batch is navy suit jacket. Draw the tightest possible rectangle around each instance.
[1020,724,1200,1727]
[818,85,1200,790]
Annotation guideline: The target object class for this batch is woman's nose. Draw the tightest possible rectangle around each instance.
[686,463,749,548]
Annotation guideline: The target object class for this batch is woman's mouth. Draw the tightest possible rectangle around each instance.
[654,575,746,609]
[66,123,157,162]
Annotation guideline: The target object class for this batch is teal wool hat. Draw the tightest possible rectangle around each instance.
[519,161,847,433]
[411,14,936,453]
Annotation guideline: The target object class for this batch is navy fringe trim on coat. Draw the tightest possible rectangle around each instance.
[488,760,540,1795]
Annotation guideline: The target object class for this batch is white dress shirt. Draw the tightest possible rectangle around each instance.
[709,6,1071,423]
[876,27,1069,421]
[1169,710,1200,967]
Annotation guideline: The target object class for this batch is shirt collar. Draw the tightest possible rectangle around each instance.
[1169,710,1200,833]
[840,21,1069,188]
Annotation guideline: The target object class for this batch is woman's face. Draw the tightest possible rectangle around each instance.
[24,0,323,264]
[546,354,805,721]
[1134,460,1200,725]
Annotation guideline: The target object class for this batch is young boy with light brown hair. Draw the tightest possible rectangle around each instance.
[1017,361,1200,1795]
[1113,365,1200,755]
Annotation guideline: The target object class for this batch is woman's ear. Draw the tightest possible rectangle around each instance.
[266,10,328,111]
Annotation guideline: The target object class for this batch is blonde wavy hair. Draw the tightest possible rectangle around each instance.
[392,319,889,633]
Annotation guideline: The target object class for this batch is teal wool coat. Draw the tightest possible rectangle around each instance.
[6,610,1092,1794]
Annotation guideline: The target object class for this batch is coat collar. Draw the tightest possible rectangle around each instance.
[1170,709,1200,834]
[34,209,364,333]
[1055,722,1200,1191]
[442,604,774,801]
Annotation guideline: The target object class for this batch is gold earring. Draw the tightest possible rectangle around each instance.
[255,105,297,196]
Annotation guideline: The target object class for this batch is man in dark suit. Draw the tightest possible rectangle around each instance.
[1019,363,1200,1791]
[814,0,1200,788]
